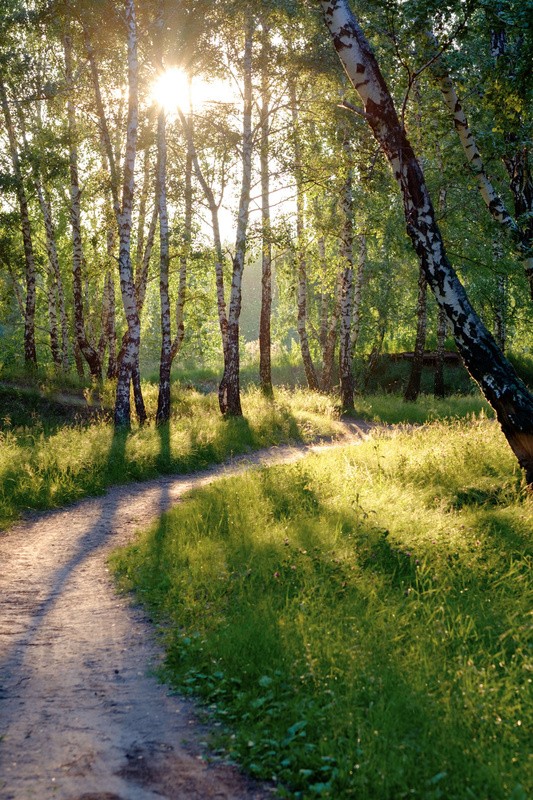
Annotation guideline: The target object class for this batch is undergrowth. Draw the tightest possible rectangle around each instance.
[0,386,340,530]
[112,419,532,800]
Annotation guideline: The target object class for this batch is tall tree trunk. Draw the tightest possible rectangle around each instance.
[318,236,329,355]
[259,22,273,398]
[494,274,507,353]
[178,108,229,367]
[434,305,447,398]
[114,0,141,427]
[321,270,342,392]
[103,271,117,379]
[156,101,172,424]
[428,31,533,299]
[290,77,318,391]
[64,29,102,380]
[404,266,428,402]
[219,13,254,417]
[321,0,533,485]
[0,77,37,366]
[339,160,355,412]
[350,233,366,356]
[170,112,191,364]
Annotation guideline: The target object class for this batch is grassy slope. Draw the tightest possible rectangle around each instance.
[112,419,531,800]
[0,373,494,531]
[0,385,343,530]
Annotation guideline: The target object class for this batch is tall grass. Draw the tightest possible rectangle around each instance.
[0,386,341,529]
[113,418,532,800]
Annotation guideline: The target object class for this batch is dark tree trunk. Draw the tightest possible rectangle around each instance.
[321,0,533,485]
[404,266,428,402]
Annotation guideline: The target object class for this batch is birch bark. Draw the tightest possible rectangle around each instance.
[155,99,172,424]
[0,77,37,365]
[259,22,273,398]
[114,0,141,427]
[290,77,318,391]
[428,32,533,299]
[338,164,355,411]
[219,13,254,416]
[178,109,228,362]
[320,0,533,484]
[350,233,366,355]
[64,29,102,379]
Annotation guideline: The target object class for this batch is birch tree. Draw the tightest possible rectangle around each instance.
[319,0,533,485]
[0,76,37,366]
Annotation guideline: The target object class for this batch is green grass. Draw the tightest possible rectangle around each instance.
[353,392,492,424]
[0,385,342,530]
[112,418,532,800]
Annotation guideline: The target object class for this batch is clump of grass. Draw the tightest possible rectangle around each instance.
[353,392,492,424]
[0,386,341,530]
[112,418,532,800]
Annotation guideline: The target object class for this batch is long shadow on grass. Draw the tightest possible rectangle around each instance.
[0,424,169,753]
[133,471,529,799]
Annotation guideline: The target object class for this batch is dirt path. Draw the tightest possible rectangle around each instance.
[0,422,375,800]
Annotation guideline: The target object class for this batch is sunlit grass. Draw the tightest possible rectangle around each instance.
[0,385,342,529]
[112,418,532,800]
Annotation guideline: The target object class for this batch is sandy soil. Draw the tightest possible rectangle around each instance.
[0,423,374,800]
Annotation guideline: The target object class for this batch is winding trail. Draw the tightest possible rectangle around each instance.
[0,422,375,800]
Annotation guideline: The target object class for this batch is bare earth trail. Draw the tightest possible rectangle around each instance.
[0,422,375,800]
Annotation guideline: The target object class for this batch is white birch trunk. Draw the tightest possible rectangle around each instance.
[428,31,532,298]
[320,0,533,484]
[0,77,37,365]
[350,233,366,355]
[339,163,355,410]
[64,29,102,379]
[220,13,254,416]
[178,108,228,357]
[290,77,318,391]
[259,21,273,398]
[114,0,141,426]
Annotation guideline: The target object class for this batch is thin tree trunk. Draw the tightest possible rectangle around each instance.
[339,160,355,411]
[321,0,533,485]
[350,233,366,356]
[321,270,342,392]
[170,115,191,363]
[156,101,172,424]
[259,22,273,398]
[103,271,117,379]
[404,266,428,402]
[290,77,318,391]
[434,305,447,398]
[318,236,329,355]
[178,108,228,362]
[494,274,507,353]
[0,77,37,366]
[114,0,141,427]
[64,29,102,380]
[428,31,532,299]
[219,13,254,416]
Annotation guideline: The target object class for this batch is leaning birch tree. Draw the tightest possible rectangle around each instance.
[319,0,533,485]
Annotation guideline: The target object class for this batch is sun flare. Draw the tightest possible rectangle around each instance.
[150,67,238,114]
[150,67,190,113]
